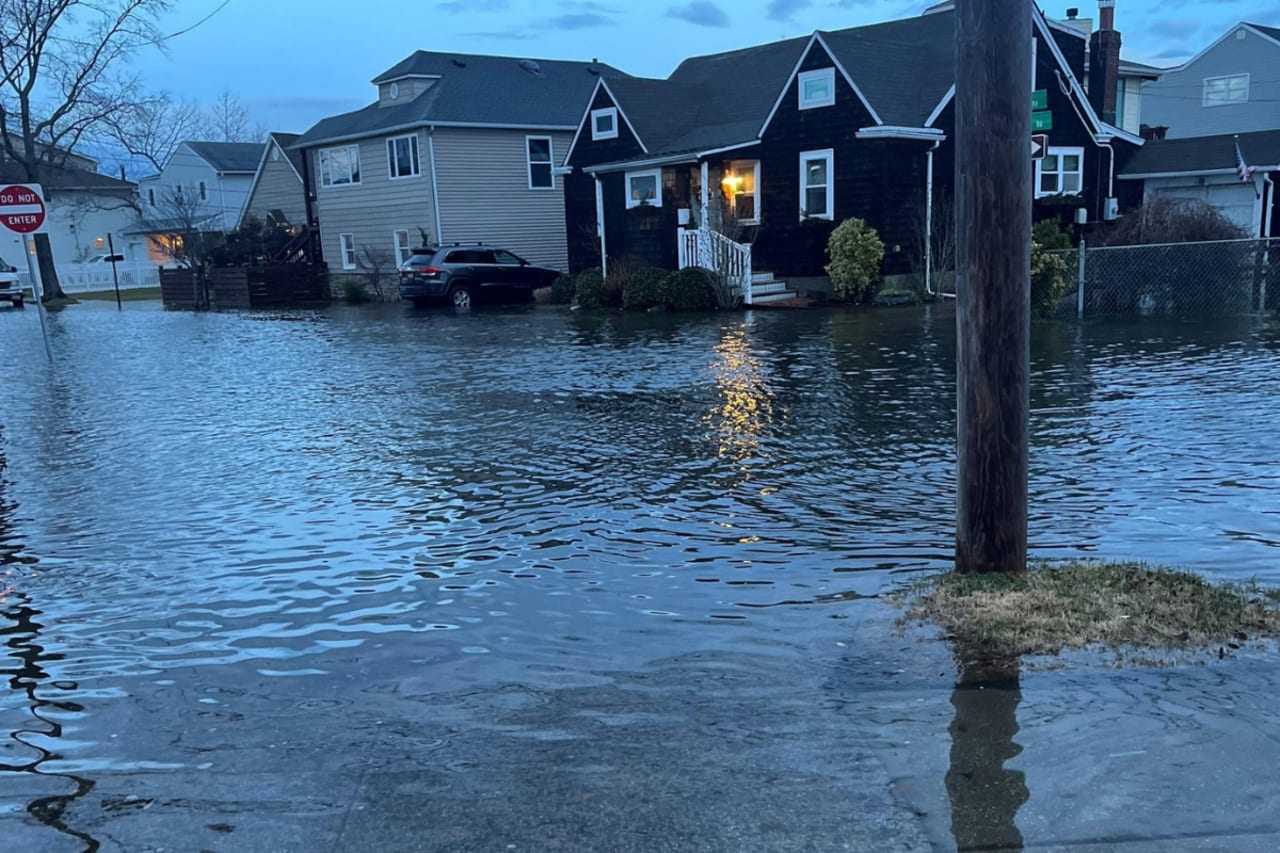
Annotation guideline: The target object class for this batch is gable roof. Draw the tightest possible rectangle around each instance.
[1247,22,1280,43]
[0,160,135,194]
[295,52,626,149]
[186,141,266,174]
[1118,129,1280,178]
[268,132,304,177]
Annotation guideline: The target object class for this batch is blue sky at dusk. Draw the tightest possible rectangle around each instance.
[142,0,1280,133]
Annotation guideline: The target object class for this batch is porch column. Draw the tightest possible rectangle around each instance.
[594,176,607,279]
[700,161,709,226]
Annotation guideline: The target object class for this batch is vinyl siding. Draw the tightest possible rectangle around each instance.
[310,130,436,275]
[142,143,252,231]
[243,144,306,226]
[432,127,574,271]
[1143,27,1280,139]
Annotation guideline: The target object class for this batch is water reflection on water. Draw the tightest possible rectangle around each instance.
[0,302,1278,848]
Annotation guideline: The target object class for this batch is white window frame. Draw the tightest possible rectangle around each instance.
[1035,146,1084,198]
[386,134,420,179]
[1202,73,1250,107]
[798,148,834,221]
[319,144,361,188]
[798,68,836,110]
[726,159,761,225]
[526,135,555,190]
[625,168,663,209]
[339,233,357,270]
[591,107,619,141]
[393,229,412,266]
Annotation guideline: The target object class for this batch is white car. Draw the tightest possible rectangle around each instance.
[0,256,23,308]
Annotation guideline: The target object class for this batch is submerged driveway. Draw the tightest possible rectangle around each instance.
[2,302,1279,850]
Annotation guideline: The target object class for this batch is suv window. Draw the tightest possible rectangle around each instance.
[402,254,437,268]
[494,250,523,266]
[445,250,496,264]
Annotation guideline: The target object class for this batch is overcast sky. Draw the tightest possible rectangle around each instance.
[138,0,1280,134]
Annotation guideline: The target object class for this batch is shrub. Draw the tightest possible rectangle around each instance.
[662,267,719,312]
[549,274,575,305]
[826,218,885,303]
[340,277,370,305]
[1030,240,1072,318]
[621,266,669,311]
[1032,218,1073,251]
[573,267,613,310]
[1100,197,1248,246]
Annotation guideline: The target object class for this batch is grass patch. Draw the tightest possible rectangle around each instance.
[898,561,1280,659]
[75,287,161,302]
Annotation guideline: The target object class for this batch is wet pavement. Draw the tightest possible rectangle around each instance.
[1,301,1279,851]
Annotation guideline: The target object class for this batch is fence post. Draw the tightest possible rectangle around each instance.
[1076,238,1087,320]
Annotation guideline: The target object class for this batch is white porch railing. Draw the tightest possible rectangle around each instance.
[20,261,161,294]
[677,226,754,305]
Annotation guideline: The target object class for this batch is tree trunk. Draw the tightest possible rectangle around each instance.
[33,233,65,301]
[954,0,1032,573]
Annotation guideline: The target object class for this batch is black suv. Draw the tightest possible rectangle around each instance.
[398,244,560,309]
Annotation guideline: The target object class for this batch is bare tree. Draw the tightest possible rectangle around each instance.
[913,189,957,296]
[0,0,170,301]
[201,90,266,143]
[358,244,395,300]
[102,91,204,174]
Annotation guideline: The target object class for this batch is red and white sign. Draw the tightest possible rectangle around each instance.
[0,183,46,234]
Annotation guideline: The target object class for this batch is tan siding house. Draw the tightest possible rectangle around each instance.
[293,50,625,296]
[242,133,308,227]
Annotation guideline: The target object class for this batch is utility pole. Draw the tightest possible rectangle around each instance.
[954,0,1032,574]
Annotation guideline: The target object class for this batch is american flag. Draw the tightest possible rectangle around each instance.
[1235,135,1255,183]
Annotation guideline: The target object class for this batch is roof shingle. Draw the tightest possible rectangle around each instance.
[1119,129,1280,177]
[187,141,266,173]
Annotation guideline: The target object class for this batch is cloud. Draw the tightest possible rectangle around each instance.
[437,0,509,11]
[667,1,730,27]
[1149,18,1202,39]
[767,0,813,22]
[545,12,616,29]
[462,1,620,40]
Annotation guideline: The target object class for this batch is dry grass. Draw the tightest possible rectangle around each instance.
[899,561,1280,659]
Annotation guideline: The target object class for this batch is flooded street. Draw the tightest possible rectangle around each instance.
[2,301,1279,851]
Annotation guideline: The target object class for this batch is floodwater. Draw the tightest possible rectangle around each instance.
[1,301,1279,851]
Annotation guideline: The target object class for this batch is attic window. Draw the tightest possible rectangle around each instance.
[389,82,400,99]
[271,146,281,161]
[591,107,618,141]
[798,68,836,110]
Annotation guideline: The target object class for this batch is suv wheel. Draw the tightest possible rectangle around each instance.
[449,284,474,311]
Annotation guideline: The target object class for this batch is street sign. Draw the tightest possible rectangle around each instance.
[0,184,46,234]
[1031,134,1049,160]
[1031,89,1048,111]
[1031,111,1053,132]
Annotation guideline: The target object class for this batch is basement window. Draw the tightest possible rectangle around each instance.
[798,68,836,110]
[1203,73,1249,106]
[1036,146,1083,197]
[591,107,618,141]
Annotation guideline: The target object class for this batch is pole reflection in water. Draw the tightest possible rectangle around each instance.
[946,656,1028,852]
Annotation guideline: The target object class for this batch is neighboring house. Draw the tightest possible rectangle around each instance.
[563,2,1141,293]
[132,141,264,261]
[241,132,307,228]
[292,51,623,278]
[1050,8,1164,136]
[1117,130,1279,237]
[1141,23,1280,139]
[0,160,143,272]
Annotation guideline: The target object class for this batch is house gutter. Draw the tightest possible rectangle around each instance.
[925,140,940,296]
[584,153,699,175]
[1263,172,1275,238]
[1118,166,1280,180]
[857,127,946,141]
[427,126,444,245]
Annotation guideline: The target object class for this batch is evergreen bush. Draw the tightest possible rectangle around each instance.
[826,218,885,303]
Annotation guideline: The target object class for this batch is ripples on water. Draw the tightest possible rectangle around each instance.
[1,301,1279,843]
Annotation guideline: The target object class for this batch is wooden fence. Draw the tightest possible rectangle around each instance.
[161,264,329,310]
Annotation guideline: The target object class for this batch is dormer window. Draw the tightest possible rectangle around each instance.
[591,107,618,141]
[799,68,836,110]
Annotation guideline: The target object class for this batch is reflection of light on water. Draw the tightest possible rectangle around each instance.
[705,327,774,461]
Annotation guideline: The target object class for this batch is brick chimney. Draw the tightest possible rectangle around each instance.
[1089,0,1122,126]
[1139,124,1168,142]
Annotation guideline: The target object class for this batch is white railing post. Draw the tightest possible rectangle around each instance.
[743,244,753,306]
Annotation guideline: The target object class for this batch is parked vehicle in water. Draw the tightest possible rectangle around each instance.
[397,244,560,309]
[0,256,24,308]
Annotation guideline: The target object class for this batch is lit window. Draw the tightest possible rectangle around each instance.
[724,160,761,224]
[798,68,836,110]
[527,136,554,189]
[591,107,618,141]
[1036,147,1083,197]
[625,168,662,208]
[386,134,419,179]
[1203,74,1249,106]
[393,230,412,265]
[339,233,357,270]
[319,145,361,187]
[799,149,833,220]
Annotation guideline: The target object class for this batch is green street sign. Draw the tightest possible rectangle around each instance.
[1032,89,1048,110]
[1032,110,1053,131]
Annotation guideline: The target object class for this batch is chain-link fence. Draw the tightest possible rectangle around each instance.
[1071,238,1280,319]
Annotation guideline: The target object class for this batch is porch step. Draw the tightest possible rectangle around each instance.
[752,281,791,296]
[751,271,776,284]
[752,289,799,305]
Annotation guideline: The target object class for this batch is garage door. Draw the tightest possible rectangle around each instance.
[1155,181,1258,234]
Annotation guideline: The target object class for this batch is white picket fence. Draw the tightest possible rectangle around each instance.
[19,260,162,295]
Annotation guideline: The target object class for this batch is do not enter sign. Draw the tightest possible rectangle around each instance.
[0,183,46,234]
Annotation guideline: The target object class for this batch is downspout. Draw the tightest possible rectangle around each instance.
[925,140,940,296]
[427,127,444,246]
[595,176,607,280]
[1262,172,1274,239]
[1100,140,1115,221]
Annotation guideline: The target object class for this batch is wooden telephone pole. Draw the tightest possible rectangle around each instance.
[955,0,1032,574]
